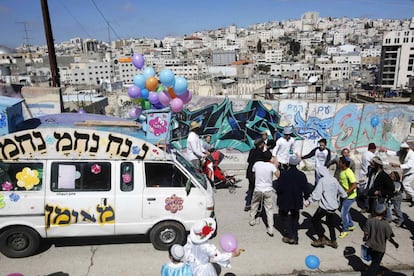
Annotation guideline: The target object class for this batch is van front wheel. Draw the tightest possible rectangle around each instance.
[0,226,40,258]
[149,221,186,251]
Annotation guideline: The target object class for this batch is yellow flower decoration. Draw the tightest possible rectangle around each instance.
[16,167,40,190]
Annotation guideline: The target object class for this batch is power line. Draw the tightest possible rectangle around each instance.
[58,1,94,39]
[90,0,122,42]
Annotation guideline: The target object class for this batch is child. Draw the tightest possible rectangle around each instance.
[184,218,241,276]
[161,244,193,276]
[363,203,399,276]
[387,171,404,227]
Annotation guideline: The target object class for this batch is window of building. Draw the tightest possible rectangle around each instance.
[51,162,111,191]
[0,162,43,191]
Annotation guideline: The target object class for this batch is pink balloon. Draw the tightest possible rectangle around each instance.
[128,85,142,99]
[177,90,193,104]
[220,234,238,252]
[170,98,184,113]
[158,91,171,106]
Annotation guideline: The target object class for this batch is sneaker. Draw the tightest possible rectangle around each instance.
[396,221,404,227]
[311,237,326,248]
[326,239,338,249]
[249,219,256,226]
[266,229,274,237]
[339,231,349,238]
[348,226,356,231]
[244,206,251,212]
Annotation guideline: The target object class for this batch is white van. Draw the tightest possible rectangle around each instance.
[0,127,214,258]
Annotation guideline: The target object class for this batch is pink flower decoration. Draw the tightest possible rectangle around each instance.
[91,164,101,174]
[122,173,131,183]
[2,181,13,191]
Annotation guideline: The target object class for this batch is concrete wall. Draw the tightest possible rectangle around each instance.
[171,96,414,155]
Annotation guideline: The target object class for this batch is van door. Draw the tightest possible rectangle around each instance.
[45,161,115,237]
[114,161,146,234]
[142,161,206,221]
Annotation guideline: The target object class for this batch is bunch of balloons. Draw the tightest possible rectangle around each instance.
[127,53,193,119]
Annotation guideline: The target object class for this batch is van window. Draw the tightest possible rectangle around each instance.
[120,162,134,191]
[0,162,43,191]
[145,163,188,188]
[51,162,111,191]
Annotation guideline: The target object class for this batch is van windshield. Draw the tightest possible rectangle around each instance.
[174,152,207,190]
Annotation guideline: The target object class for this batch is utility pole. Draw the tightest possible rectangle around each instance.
[40,0,64,112]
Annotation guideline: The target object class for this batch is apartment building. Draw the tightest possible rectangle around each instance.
[380,19,414,89]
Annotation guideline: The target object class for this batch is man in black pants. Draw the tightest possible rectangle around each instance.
[305,166,348,248]
[275,155,311,244]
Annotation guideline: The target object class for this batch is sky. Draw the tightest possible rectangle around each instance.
[0,0,413,49]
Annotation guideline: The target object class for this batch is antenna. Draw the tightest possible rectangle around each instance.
[16,21,32,49]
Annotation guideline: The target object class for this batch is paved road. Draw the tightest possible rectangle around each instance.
[1,171,414,276]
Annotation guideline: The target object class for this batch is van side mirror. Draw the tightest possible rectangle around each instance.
[185,179,192,195]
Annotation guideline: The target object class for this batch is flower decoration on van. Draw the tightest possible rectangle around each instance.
[164,194,184,214]
[91,164,101,174]
[1,181,13,191]
[122,173,131,184]
[9,192,20,202]
[16,167,40,190]
[148,116,168,137]
[132,146,140,155]
[0,194,5,209]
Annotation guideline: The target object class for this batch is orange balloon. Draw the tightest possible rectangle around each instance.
[167,87,176,98]
[146,77,159,91]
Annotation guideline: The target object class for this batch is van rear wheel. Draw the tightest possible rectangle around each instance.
[0,226,40,258]
[149,221,186,251]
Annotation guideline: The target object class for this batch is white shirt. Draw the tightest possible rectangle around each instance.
[187,131,204,161]
[272,137,295,164]
[359,150,375,180]
[252,161,277,192]
[401,149,414,177]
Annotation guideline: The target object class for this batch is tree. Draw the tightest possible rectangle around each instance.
[159,41,164,48]
[257,39,263,53]
[288,40,301,56]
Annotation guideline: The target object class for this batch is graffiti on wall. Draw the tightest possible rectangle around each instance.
[172,97,414,153]
[45,203,115,228]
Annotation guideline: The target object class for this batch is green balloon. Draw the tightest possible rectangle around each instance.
[143,100,151,110]
[157,85,165,92]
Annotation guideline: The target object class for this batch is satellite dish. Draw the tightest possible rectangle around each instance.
[308,76,318,84]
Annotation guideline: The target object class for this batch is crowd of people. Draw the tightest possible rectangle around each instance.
[244,126,411,275]
[180,121,412,275]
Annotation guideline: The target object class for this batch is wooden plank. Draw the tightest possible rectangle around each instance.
[74,120,141,128]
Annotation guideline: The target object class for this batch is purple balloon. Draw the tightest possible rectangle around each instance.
[158,91,171,106]
[152,102,165,109]
[177,90,193,104]
[220,234,238,253]
[170,98,184,113]
[148,92,160,104]
[128,85,142,99]
[128,106,142,119]
[132,53,145,69]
